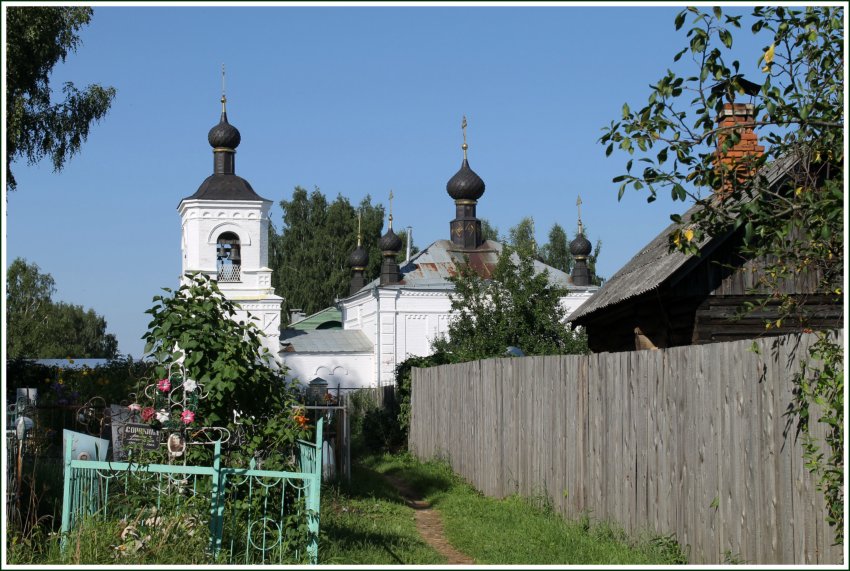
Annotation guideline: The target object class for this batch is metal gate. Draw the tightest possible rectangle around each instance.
[61,419,323,564]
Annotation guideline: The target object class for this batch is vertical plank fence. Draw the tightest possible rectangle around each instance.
[408,331,843,564]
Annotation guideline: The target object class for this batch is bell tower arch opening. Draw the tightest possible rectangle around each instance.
[216,231,241,282]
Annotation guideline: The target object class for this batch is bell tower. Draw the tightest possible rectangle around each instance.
[178,74,282,356]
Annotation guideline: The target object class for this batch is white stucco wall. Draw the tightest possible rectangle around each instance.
[340,285,597,387]
[281,352,374,390]
[179,197,282,354]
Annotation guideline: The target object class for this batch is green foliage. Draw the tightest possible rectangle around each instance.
[786,332,844,544]
[395,353,452,438]
[480,218,500,242]
[6,6,116,191]
[141,273,306,468]
[599,6,842,312]
[5,357,150,408]
[432,245,589,363]
[271,187,387,322]
[600,6,843,542]
[508,217,540,259]
[6,258,118,359]
[346,389,405,454]
[539,223,572,273]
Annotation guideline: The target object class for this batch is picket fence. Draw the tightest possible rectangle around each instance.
[408,331,843,564]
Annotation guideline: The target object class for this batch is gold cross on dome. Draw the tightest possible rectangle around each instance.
[577,195,584,234]
[388,190,394,228]
[461,115,468,159]
[357,210,362,246]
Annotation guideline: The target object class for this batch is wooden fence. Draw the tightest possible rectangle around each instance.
[408,331,843,564]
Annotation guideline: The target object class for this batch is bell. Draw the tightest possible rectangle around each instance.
[216,244,227,259]
[230,247,241,263]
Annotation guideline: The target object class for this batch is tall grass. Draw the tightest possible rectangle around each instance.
[366,452,689,565]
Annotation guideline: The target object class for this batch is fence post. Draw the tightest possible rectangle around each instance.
[306,417,324,564]
[59,435,74,552]
[208,439,224,558]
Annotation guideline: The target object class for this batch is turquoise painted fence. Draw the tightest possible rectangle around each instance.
[61,419,323,564]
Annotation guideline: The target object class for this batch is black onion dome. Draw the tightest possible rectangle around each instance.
[349,244,369,267]
[379,228,403,252]
[569,233,592,257]
[446,159,485,200]
[208,111,241,149]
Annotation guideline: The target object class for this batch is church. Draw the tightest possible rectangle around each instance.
[179,97,599,390]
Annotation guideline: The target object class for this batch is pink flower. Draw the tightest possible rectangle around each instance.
[157,378,171,392]
[128,403,142,412]
[141,407,155,422]
[181,410,196,425]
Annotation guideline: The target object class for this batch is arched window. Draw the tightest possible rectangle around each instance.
[216,232,241,282]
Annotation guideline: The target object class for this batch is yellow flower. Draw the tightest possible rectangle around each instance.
[683,228,694,242]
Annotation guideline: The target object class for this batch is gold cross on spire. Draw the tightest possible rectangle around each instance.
[357,210,362,247]
[221,63,227,113]
[576,194,584,235]
[461,115,468,160]
[388,189,394,229]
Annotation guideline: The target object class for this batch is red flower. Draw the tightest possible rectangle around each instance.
[181,409,196,425]
[141,407,155,422]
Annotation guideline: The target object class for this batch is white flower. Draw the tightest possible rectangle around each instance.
[156,410,169,423]
[183,378,198,393]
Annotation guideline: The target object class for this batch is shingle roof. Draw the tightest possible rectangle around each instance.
[279,329,373,353]
[568,153,799,323]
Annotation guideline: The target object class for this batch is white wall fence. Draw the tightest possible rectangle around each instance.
[408,331,843,564]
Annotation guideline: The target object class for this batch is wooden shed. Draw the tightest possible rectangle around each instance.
[569,154,842,353]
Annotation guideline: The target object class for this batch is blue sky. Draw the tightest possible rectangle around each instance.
[4,2,773,358]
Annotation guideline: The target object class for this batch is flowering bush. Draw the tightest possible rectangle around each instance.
[140,274,308,468]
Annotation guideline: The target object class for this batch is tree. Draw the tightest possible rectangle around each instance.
[272,187,387,322]
[507,217,540,260]
[599,6,842,541]
[431,245,588,362]
[539,223,572,274]
[480,218,500,242]
[6,7,116,191]
[6,258,118,359]
[5,258,54,358]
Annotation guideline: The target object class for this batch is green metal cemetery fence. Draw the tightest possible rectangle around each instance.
[60,419,323,564]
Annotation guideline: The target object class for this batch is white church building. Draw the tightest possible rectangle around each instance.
[180,99,598,390]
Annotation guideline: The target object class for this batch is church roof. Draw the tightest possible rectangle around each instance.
[352,239,589,294]
[183,174,268,202]
[279,329,372,353]
[288,307,342,331]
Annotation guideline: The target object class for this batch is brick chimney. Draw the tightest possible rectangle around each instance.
[714,103,765,195]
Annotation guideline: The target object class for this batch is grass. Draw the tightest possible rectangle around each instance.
[9,450,687,565]
[319,460,446,564]
[364,452,689,565]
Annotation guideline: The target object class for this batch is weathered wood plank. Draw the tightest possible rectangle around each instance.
[406,331,843,564]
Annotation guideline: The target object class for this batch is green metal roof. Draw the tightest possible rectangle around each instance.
[288,306,343,331]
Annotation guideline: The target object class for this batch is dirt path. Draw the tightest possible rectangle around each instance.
[382,472,475,565]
